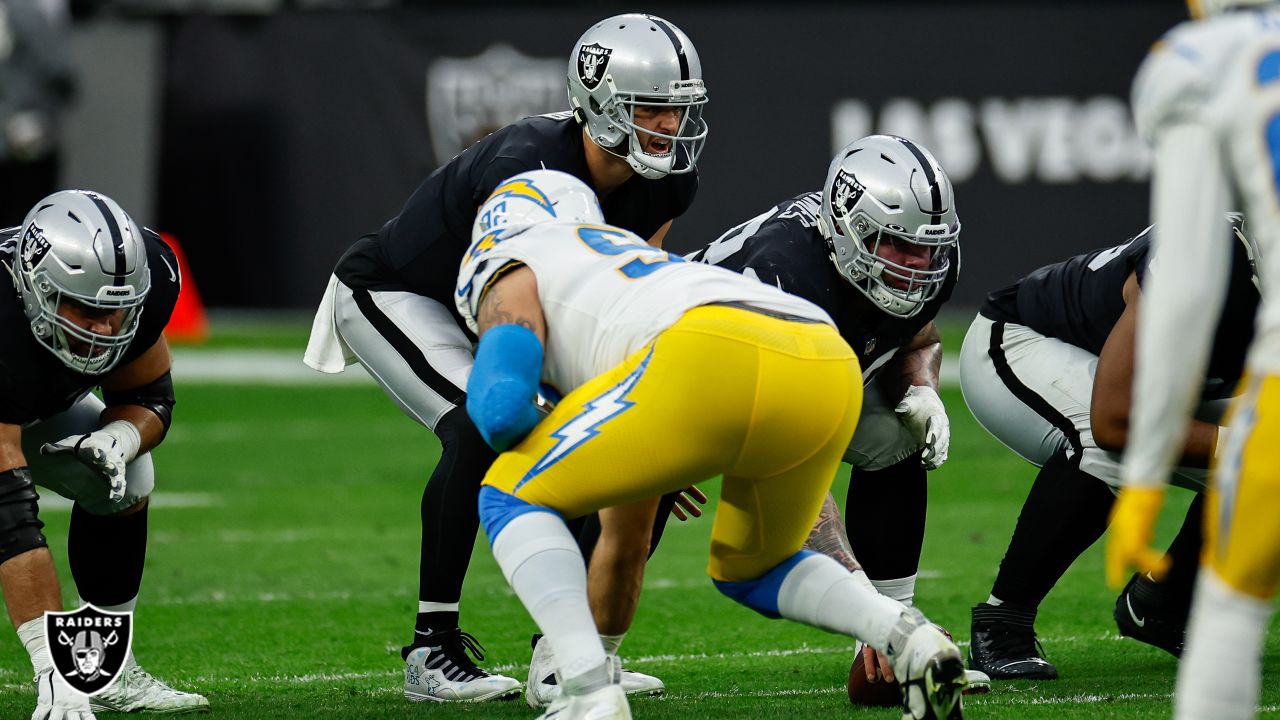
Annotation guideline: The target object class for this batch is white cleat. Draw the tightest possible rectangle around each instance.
[526,635,664,708]
[537,683,630,720]
[403,630,521,703]
[88,659,208,715]
[962,669,991,695]
[888,612,967,720]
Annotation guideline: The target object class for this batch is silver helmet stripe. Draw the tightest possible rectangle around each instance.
[86,192,127,286]
[894,136,944,224]
[644,15,689,80]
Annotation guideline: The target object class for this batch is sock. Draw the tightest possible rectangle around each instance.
[414,407,496,647]
[1154,493,1204,618]
[986,595,1004,606]
[989,451,1115,608]
[972,601,1037,631]
[68,502,147,606]
[491,510,605,689]
[846,454,927,587]
[870,575,917,607]
[17,617,52,674]
[1174,571,1272,720]
[775,553,908,652]
[599,632,626,656]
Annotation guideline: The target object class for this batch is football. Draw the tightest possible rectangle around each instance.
[847,644,902,707]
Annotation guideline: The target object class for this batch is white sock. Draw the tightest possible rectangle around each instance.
[776,554,908,652]
[17,617,52,674]
[985,595,1004,607]
[1174,571,1273,720]
[417,601,459,613]
[870,575,917,607]
[492,511,606,688]
[82,596,137,614]
[599,632,626,656]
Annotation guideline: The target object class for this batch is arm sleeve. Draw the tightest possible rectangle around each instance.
[1121,121,1232,489]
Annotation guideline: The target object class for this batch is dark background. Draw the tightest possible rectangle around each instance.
[146,2,1186,309]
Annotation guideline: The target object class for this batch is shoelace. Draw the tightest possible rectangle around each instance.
[981,626,1049,662]
[434,630,491,678]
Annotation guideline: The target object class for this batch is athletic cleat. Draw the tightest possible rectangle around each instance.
[1113,573,1188,657]
[962,669,991,695]
[403,629,521,703]
[527,635,664,708]
[968,603,1058,680]
[89,658,209,714]
[537,683,630,720]
[887,611,967,720]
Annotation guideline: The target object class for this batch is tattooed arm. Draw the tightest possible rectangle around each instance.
[476,264,547,343]
[803,492,860,572]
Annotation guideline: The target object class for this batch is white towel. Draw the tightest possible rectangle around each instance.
[303,274,356,373]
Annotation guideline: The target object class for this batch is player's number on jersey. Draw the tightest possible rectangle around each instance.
[576,226,684,279]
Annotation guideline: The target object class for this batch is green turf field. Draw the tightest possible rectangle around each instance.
[1,331,1277,718]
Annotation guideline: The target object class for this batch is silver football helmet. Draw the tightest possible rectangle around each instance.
[567,13,709,179]
[12,190,151,375]
[818,135,960,319]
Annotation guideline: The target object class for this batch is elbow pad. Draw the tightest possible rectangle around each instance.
[467,325,544,452]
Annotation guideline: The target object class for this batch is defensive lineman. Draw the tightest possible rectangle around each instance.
[1109,1,1280,718]
[457,169,968,720]
[0,190,207,718]
[305,13,707,702]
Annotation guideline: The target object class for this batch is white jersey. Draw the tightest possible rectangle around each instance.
[456,221,834,394]
[1124,7,1280,486]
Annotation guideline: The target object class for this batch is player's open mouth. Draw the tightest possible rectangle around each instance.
[646,139,672,155]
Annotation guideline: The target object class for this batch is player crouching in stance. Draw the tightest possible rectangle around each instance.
[0,191,207,718]
[455,169,967,720]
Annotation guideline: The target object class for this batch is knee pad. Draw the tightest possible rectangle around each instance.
[479,485,559,543]
[712,549,816,619]
[0,468,48,563]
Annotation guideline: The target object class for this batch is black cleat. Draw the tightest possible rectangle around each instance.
[1114,573,1188,658]
[968,603,1058,680]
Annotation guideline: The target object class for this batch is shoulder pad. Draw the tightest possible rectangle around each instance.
[1131,25,1212,142]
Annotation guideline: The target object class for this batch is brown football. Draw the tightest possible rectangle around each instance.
[847,624,957,707]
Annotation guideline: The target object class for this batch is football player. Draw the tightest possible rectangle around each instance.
[0,190,207,718]
[457,168,968,720]
[1109,2,1280,718]
[691,134,970,694]
[959,218,1258,680]
[304,13,707,703]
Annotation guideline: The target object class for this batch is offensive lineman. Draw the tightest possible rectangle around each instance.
[959,219,1258,679]
[1109,1,1280,718]
[0,190,207,718]
[457,168,968,720]
[304,13,707,702]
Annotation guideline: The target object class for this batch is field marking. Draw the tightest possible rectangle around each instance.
[36,492,218,512]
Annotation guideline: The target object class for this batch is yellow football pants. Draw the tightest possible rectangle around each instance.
[1205,373,1280,599]
[481,305,862,582]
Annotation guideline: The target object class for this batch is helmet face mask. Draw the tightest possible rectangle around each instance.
[820,136,960,319]
[14,190,151,375]
[568,14,709,179]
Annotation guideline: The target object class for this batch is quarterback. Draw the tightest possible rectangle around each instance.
[0,191,207,718]
[1110,1,1280,718]
[305,13,707,702]
[456,169,968,720]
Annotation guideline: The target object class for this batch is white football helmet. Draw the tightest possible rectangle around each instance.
[567,13,709,179]
[11,190,151,375]
[471,170,605,245]
[1188,0,1275,18]
[818,135,960,319]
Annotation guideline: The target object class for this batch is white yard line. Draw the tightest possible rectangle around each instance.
[36,492,218,512]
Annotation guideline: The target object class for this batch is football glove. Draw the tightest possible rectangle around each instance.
[895,385,950,470]
[32,668,95,720]
[40,421,141,503]
[1105,486,1170,590]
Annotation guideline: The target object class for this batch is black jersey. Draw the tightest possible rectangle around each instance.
[982,226,1258,383]
[0,228,181,425]
[690,192,958,382]
[334,113,698,322]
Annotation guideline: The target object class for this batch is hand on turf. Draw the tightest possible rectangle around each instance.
[40,432,128,502]
[1105,486,1171,590]
[32,669,95,720]
[895,385,950,470]
[861,644,895,683]
[670,486,707,522]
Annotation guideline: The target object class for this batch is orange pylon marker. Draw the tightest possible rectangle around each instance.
[160,232,209,344]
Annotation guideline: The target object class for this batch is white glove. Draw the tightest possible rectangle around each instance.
[40,421,141,503]
[895,385,950,471]
[32,669,96,720]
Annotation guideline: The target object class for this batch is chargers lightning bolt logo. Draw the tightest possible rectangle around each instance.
[515,348,654,490]
[485,178,557,217]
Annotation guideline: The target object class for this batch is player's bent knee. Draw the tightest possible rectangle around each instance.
[0,468,48,563]
[479,485,560,543]
[712,549,816,619]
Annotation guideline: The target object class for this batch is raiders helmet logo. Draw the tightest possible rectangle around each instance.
[577,43,613,91]
[45,605,133,696]
[830,169,866,219]
[20,224,52,273]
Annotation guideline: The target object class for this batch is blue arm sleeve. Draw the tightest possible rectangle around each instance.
[467,324,545,452]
